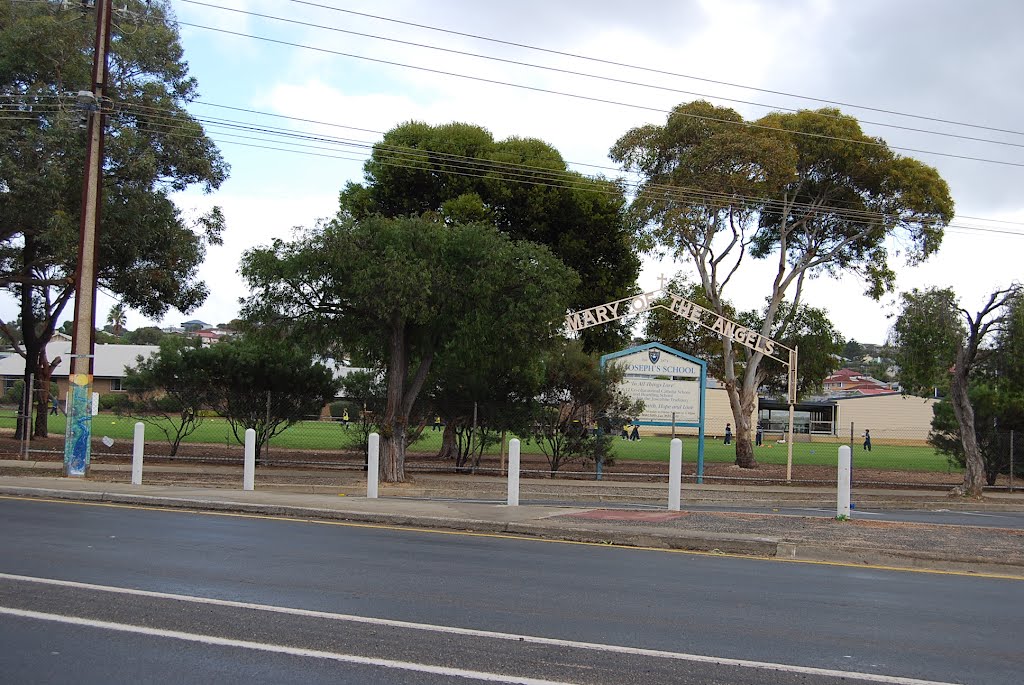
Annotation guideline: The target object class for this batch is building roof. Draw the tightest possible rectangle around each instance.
[823,368,894,396]
[0,341,159,379]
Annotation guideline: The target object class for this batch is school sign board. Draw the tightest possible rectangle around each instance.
[601,342,707,479]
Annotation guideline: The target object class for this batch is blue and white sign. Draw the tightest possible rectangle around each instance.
[601,343,708,482]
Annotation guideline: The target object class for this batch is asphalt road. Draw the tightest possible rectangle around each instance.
[1,497,1020,684]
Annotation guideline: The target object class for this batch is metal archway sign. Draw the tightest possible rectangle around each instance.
[567,289,800,480]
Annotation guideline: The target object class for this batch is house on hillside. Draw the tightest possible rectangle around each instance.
[823,368,894,396]
[0,341,159,400]
[194,330,221,347]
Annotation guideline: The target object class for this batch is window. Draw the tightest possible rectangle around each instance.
[109,378,124,392]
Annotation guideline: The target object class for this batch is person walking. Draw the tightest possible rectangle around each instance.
[863,429,872,451]
[433,415,442,432]
[629,424,640,442]
[755,424,763,447]
[49,396,59,416]
[724,423,732,445]
[341,408,349,428]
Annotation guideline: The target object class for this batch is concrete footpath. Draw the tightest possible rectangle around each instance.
[2,460,1023,578]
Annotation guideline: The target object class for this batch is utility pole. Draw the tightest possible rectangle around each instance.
[64,0,114,477]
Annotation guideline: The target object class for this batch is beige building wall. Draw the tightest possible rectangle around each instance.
[648,389,936,446]
[832,394,936,446]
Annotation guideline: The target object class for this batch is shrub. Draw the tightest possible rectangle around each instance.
[99,393,131,413]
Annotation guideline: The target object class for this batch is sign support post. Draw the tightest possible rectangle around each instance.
[787,346,798,482]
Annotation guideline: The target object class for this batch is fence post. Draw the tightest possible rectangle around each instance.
[131,422,144,485]
[507,438,520,506]
[243,428,255,491]
[1010,430,1014,493]
[265,391,271,460]
[837,445,851,518]
[20,372,34,460]
[668,438,682,511]
[367,432,379,499]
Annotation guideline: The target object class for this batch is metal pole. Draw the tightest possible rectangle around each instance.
[668,438,682,511]
[21,372,34,460]
[499,429,507,476]
[786,347,798,482]
[64,0,114,478]
[1007,427,1015,491]
[264,390,271,459]
[507,438,520,506]
[471,401,478,473]
[131,422,144,485]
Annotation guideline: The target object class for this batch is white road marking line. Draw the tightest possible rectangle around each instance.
[797,508,884,517]
[0,572,961,685]
[0,606,576,685]
[955,512,1013,519]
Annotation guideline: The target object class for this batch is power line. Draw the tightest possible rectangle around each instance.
[6,94,1013,232]
[176,21,1024,169]
[282,0,1024,139]
[8,99,1017,237]
[178,0,1024,150]
[108,102,1024,238]
[118,98,1024,230]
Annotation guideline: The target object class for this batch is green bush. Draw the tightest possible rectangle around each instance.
[99,393,131,412]
[2,380,25,405]
[3,380,60,406]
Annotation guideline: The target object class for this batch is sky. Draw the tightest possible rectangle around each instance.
[64,0,1024,344]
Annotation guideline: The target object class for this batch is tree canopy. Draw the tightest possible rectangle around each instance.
[339,121,640,352]
[197,336,339,462]
[241,214,578,482]
[891,285,1021,495]
[0,0,227,437]
[611,100,953,467]
[122,336,209,456]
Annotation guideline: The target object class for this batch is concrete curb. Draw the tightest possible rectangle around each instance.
[5,484,1022,578]
[776,542,1024,577]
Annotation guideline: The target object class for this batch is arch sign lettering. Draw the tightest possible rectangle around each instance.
[570,286,800,481]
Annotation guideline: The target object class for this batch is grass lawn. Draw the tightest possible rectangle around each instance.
[604,434,955,472]
[2,413,955,473]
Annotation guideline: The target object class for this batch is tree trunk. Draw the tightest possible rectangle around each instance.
[727,384,758,468]
[381,322,408,482]
[950,350,984,497]
[32,351,57,438]
[438,422,458,461]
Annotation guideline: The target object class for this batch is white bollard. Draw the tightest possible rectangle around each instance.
[507,438,521,506]
[837,445,851,518]
[367,432,379,499]
[243,428,256,491]
[131,422,145,486]
[668,438,682,511]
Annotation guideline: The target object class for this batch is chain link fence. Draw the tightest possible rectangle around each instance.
[0,394,1019,490]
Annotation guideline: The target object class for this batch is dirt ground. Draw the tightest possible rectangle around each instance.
[0,434,989,489]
